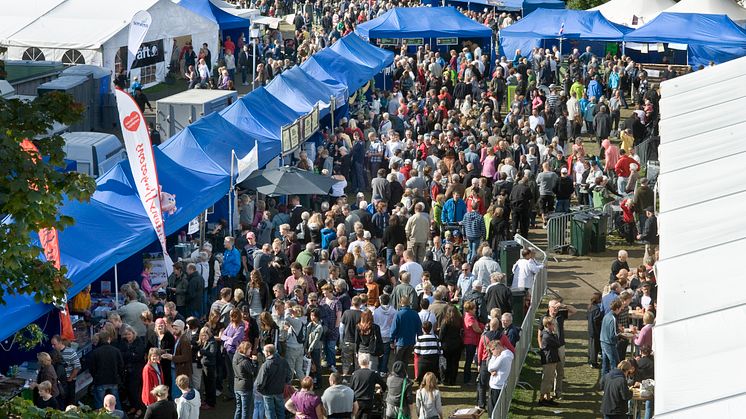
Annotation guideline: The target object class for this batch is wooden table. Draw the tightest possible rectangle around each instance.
[628,309,644,320]
[631,388,654,418]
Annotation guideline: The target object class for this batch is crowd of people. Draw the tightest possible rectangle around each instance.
[26,0,671,417]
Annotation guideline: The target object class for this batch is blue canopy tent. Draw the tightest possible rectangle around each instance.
[623,13,746,68]
[265,66,347,118]
[355,7,493,57]
[442,0,563,14]
[302,48,386,93]
[220,87,304,141]
[499,9,632,60]
[178,0,250,48]
[522,0,564,15]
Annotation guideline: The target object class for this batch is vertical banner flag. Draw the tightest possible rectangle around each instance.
[127,10,153,74]
[114,88,174,275]
[236,143,259,183]
[20,139,75,340]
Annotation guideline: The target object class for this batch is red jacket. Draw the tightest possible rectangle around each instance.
[615,155,636,178]
[141,363,163,406]
[477,332,515,362]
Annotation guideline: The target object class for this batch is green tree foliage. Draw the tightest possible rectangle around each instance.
[1,396,111,418]
[0,92,96,305]
[566,0,607,9]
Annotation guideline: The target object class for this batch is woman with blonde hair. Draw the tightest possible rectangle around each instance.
[143,384,177,418]
[416,372,443,419]
[32,352,59,405]
[141,348,163,407]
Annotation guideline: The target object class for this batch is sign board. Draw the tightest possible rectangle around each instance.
[188,216,199,235]
[143,253,168,286]
[282,121,301,155]
[130,39,164,69]
[437,37,458,46]
[301,106,319,141]
[403,38,424,46]
[378,38,400,46]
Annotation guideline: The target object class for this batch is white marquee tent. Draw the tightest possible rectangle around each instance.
[656,55,746,417]
[666,0,746,24]
[590,0,675,27]
[1,0,219,87]
[0,0,65,41]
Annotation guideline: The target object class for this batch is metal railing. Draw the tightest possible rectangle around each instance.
[545,212,575,256]
[492,234,548,419]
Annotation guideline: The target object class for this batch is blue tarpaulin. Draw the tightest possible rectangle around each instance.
[443,0,563,14]
[264,66,347,117]
[179,0,250,30]
[0,33,393,342]
[522,0,565,15]
[302,49,384,93]
[623,13,746,68]
[355,7,492,40]
[499,9,632,59]
[220,87,304,140]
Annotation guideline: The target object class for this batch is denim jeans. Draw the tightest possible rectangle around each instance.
[467,238,480,264]
[379,338,392,373]
[252,391,265,419]
[464,344,477,383]
[324,339,337,370]
[310,348,322,385]
[386,248,395,266]
[601,342,620,376]
[234,390,254,419]
[93,384,120,410]
[556,199,570,213]
[263,394,285,419]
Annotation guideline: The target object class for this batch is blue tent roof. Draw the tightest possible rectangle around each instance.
[499,9,631,59]
[355,7,492,40]
[444,0,521,12]
[300,48,384,92]
[522,0,565,15]
[625,12,746,46]
[329,34,396,71]
[179,0,250,30]
[219,87,303,140]
[624,13,746,68]
[265,66,346,117]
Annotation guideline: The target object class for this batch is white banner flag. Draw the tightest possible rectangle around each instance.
[114,88,173,275]
[127,10,152,74]
[236,144,259,184]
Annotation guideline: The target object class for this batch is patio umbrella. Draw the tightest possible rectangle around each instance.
[237,166,338,196]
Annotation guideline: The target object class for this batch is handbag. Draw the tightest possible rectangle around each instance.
[397,379,410,419]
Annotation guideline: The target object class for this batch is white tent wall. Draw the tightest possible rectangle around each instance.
[656,56,746,417]
[590,0,675,27]
[2,0,219,88]
[666,0,746,25]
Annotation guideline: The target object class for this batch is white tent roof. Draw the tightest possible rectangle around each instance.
[1,0,162,49]
[666,0,746,23]
[590,0,675,27]
[656,56,746,417]
[0,0,65,40]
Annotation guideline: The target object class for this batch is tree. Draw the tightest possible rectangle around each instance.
[566,0,607,9]
[0,92,96,305]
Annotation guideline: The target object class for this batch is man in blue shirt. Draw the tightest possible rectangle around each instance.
[390,295,422,367]
[600,299,622,376]
[441,191,467,224]
[221,236,241,290]
[601,282,621,315]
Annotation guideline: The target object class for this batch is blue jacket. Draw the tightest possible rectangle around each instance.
[587,80,603,101]
[222,247,241,277]
[462,211,485,240]
[441,198,466,224]
[600,311,618,345]
[390,307,422,347]
[601,291,619,315]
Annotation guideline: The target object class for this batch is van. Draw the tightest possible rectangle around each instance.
[61,132,126,178]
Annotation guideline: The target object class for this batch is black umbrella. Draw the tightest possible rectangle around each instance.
[237,166,337,196]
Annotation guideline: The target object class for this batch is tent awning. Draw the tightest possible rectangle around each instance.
[355,7,492,40]
[178,0,250,30]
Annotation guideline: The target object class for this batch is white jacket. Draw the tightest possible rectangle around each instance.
[175,388,201,419]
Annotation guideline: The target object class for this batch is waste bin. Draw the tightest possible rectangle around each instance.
[499,240,522,286]
[571,214,592,256]
[590,212,609,253]
[511,288,527,326]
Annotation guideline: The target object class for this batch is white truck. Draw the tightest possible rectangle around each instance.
[61,132,126,178]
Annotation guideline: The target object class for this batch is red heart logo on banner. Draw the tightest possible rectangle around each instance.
[123,112,141,132]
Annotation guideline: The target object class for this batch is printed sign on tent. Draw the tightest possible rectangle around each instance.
[130,39,165,69]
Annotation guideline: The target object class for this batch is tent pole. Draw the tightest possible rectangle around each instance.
[114,263,119,309]
[229,150,235,235]
[330,95,335,133]
[252,38,257,91]
[622,41,626,57]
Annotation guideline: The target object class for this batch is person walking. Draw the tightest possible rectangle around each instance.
[350,353,387,418]
[255,344,293,419]
[416,372,443,419]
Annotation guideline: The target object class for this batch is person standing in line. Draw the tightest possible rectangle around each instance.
[416,372,443,419]
[600,299,623,376]
[390,296,422,366]
[255,344,293,419]
[233,341,258,419]
[487,339,514,413]
[539,316,561,407]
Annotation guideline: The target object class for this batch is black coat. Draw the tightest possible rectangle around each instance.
[89,342,124,386]
[143,399,177,419]
[587,303,603,338]
[600,369,632,415]
[255,355,292,396]
[509,182,533,212]
[641,215,658,245]
[233,352,258,392]
[540,329,560,364]
[485,283,512,315]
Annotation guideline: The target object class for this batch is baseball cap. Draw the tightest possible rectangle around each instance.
[172,320,185,331]
[560,167,568,174]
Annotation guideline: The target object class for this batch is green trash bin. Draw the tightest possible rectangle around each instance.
[590,212,609,253]
[499,240,522,287]
[511,289,527,326]
[571,214,592,256]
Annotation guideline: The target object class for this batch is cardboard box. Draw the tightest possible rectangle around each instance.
[449,407,484,419]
